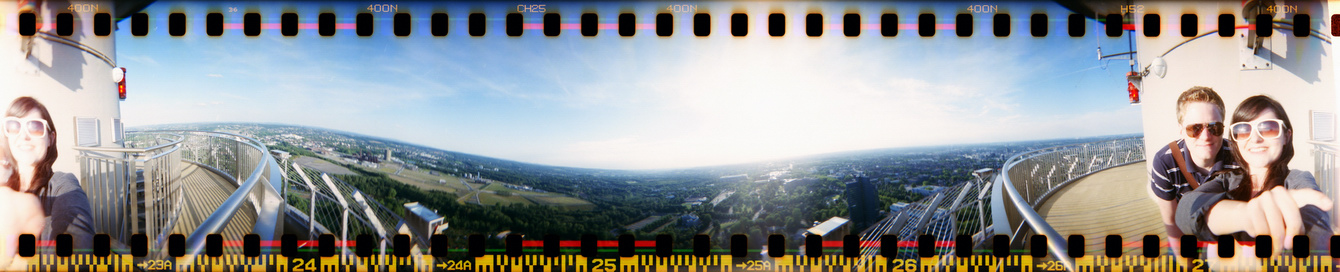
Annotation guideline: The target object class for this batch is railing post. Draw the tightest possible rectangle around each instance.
[310,190,317,239]
[342,209,349,262]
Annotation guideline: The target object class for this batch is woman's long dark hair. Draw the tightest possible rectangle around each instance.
[1,140,16,191]
[5,97,56,196]
[1225,95,1294,200]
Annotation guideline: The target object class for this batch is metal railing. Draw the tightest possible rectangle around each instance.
[852,172,994,268]
[1312,141,1340,230]
[165,130,287,262]
[75,133,185,245]
[990,137,1145,271]
[284,159,407,261]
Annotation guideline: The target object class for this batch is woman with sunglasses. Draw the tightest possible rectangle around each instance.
[1177,95,1333,261]
[3,97,93,257]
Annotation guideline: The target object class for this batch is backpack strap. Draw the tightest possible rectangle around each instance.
[1169,141,1201,190]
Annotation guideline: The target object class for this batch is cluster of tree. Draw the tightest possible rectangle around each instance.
[270,142,320,158]
[324,166,695,257]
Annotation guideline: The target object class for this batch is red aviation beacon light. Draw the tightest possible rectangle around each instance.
[113,67,127,100]
[1126,72,1140,105]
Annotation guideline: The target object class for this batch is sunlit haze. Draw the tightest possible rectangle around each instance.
[117,2,1142,169]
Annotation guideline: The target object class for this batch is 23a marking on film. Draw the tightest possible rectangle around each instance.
[137,260,173,270]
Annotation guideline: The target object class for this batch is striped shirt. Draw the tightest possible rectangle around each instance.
[1149,139,1238,201]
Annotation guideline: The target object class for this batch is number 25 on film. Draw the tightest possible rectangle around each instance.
[590,258,618,272]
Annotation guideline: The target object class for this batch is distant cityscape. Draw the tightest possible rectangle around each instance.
[130,122,1139,249]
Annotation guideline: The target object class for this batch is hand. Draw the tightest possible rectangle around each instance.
[1168,236,1182,257]
[0,188,44,270]
[1235,187,1332,255]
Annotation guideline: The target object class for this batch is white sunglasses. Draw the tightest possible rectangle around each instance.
[2,117,49,139]
[1228,119,1287,141]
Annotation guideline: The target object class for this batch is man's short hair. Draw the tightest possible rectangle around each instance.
[1175,86,1225,124]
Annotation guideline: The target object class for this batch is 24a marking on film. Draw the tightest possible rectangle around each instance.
[438,260,473,271]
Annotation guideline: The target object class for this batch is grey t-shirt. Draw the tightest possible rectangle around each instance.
[38,172,94,254]
[1177,170,1332,251]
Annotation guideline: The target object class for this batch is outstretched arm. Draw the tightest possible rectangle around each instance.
[0,188,45,271]
[1148,188,1183,256]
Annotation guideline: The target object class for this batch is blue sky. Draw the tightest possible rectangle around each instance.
[117,1,1142,169]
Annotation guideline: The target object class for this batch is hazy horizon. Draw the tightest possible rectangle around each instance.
[131,121,1143,171]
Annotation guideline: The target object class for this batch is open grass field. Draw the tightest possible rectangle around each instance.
[623,215,663,231]
[344,161,478,195]
[337,159,592,209]
[477,192,534,206]
[524,196,596,210]
[479,181,594,209]
[386,174,459,194]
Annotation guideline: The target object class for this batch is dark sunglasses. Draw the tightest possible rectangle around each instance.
[1183,122,1224,138]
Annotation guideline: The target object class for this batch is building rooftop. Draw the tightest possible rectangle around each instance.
[806,217,850,236]
[404,202,444,224]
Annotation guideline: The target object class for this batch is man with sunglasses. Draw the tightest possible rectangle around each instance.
[1148,87,1239,257]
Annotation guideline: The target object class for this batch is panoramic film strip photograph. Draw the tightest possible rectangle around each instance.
[2,0,1339,271]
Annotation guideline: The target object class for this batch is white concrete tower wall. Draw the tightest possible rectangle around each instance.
[1,1,124,176]
[1135,1,1335,177]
